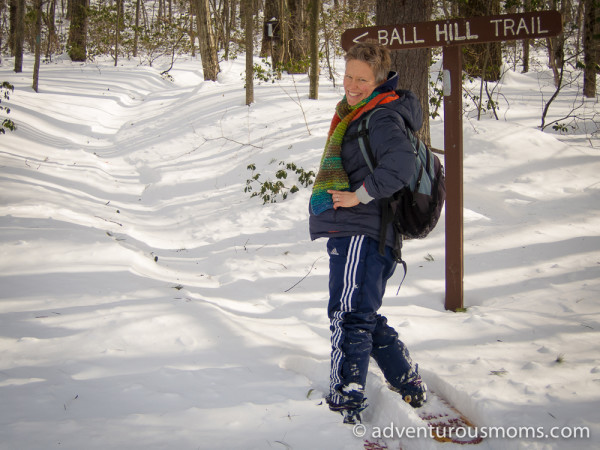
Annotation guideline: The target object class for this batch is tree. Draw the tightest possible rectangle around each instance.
[223,0,237,60]
[266,0,311,73]
[286,0,310,73]
[460,0,502,82]
[265,0,286,68]
[376,0,432,143]
[13,0,24,72]
[68,0,88,61]
[45,0,60,59]
[114,0,122,66]
[33,0,43,92]
[245,0,254,105]
[583,0,600,97]
[547,0,568,88]
[261,0,279,59]
[521,0,533,73]
[133,0,141,57]
[193,0,220,81]
[214,0,232,59]
[309,0,320,99]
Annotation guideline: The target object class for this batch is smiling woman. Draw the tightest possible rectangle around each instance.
[308,42,428,425]
[343,60,377,106]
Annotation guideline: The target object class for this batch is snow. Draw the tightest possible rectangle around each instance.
[1,53,599,450]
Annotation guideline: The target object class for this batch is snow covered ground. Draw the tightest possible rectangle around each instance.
[0,52,599,450]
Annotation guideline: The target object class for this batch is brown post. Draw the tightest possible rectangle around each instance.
[442,45,464,311]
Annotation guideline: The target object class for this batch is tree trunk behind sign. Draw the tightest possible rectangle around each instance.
[521,0,532,73]
[193,0,220,81]
[375,0,432,144]
[546,0,568,88]
[460,0,502,82]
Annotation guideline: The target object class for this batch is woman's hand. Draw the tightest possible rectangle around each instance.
[328,190,359,210]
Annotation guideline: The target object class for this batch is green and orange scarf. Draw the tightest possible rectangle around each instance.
[310,90,395,215]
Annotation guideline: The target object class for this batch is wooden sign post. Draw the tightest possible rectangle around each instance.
[342,11,563,311]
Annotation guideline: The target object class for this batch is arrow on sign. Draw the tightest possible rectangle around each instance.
[352,31,369,44]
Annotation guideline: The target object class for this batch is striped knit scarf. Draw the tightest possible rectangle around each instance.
[310,91,382,215]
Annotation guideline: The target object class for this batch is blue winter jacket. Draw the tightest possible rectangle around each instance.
[309,72,422,248]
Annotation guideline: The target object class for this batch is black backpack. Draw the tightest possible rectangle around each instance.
[355,106,446,263]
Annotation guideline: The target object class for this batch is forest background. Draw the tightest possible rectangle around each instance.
[1,0,599,143]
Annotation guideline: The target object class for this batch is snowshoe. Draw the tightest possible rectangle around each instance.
[341,408,362,425]
[391,377,428,408]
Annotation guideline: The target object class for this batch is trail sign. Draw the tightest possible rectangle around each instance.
[342,11,563,311]
[342,10,562,51]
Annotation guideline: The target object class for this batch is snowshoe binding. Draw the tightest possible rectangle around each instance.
[390,375,428,408]
[342,408,362,425]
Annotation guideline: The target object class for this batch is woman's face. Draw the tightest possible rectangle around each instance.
[343,59,378,106]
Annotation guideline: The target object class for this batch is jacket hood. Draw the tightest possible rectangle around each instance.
[375,71,423,132]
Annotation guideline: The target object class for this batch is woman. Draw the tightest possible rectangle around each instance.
[309,42,427,425]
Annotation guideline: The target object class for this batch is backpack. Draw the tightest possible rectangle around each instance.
[355,106,446,262]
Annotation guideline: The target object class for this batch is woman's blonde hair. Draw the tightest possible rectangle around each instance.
[344,42,391,85]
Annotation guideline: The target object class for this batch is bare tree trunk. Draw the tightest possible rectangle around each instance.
[193,0,220,81]
[133,0,141,57]
[308,0,319,99]
[286,0,310,73]
[0,1,6,55]
[245,0,254,105]
[229,0,237,57]
[8,0,17,56]
[33,0,43,92]
[521,39,530,73]
[272,0,287,69]
[575,0,586,66]
[547,0,567,88]
[115,0,122,66]
[45,0,58,59]
[583,0,599,97]
[68,0,88,62]
[261,0,279,58]
[460,0,502,81]
[188,3,196,57]
[13,0,24,72]
[222,0,231,59]
[521,0,532,73]
[376,0,432,144]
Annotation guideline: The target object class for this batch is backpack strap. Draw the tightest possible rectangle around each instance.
[356,110,376,173]
[355,108,389,256]
[355,108,409,292]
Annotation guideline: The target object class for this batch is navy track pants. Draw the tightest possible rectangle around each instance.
[326,235,417,411]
